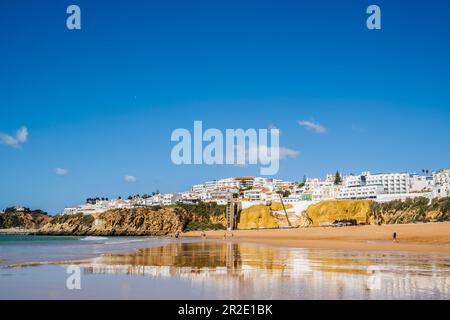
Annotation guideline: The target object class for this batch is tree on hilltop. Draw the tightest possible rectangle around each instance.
[334,171,342,185]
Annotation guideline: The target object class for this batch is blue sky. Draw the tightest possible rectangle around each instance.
[1,0,450,213]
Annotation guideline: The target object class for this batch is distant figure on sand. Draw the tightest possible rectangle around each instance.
[202,231,206,239]
[223,233,227,239]
[393,232,397,242]
[175,231,181,239]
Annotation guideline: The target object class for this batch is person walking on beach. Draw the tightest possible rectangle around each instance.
[393,232,398,242]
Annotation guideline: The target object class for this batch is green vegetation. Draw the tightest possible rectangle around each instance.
[370,197,450,225]
[50,213,94,226]
[184,221,225,231]
[0,213,21,228]
[174,202,227,231]
[177,202,225,217]
[304,197,450,227]
[334,171,342,185]
[0,208,50,229]
[3,207,48,215]
[276,190,291,198]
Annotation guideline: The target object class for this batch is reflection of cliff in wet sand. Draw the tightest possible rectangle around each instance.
[91,242,288,272]
[77,241,450,299]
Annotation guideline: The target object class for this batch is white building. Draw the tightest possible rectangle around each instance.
[304,176,341,201]
[62,200,112,215]
[337,185,384,200]
[343,172,411,195]
[339,171,436,200]
[243,187,272,202]
[433,170,450,198]
[410,174,434,193]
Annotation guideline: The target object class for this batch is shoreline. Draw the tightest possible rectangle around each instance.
[3,222,450,254]
[185,222,450,254]
[0,228,37,235]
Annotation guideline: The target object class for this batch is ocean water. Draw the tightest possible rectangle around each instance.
[1,235,450,300]
[0,234,179,265]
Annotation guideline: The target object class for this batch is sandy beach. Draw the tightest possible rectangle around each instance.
[185,222,450,253]
[0,228,35,235]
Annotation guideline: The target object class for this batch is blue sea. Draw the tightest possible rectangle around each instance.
[0,234,177,266]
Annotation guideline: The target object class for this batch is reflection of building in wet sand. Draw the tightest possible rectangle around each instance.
[80,242,450,300]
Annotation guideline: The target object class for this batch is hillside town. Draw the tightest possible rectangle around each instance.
[59,169,450,216]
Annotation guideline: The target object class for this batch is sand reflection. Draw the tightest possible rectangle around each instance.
[79,241,450,299]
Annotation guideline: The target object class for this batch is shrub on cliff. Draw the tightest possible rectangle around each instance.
[184,221,225,231]
[177,202,225,217]
[370,197,450,224]
[0,210,50,229]
[174,202,226,231]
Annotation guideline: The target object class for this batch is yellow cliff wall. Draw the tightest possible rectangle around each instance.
[237,205,279,229]
[306,200,371,226]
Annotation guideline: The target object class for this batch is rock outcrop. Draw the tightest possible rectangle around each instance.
[370,197,450,225]
[238,205,279,229]
[38,204,227,236]
[39,207,183,236]
[304,197,450,227]
[0,210,51,229]
[306,200,371,226]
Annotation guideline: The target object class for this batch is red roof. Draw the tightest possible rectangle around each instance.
[234,176,255,181]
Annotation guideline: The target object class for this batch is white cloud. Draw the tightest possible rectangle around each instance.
[230,144,300,165]
[55,168,69,176]
[124,175,137,182]
[16,127,28,143]
[0,126,29,148]
[279,147,301,159]
[298,120,327,134]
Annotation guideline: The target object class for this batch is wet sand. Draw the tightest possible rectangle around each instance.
[185,222,450,253]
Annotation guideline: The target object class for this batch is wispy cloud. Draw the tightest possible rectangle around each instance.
[0,126,28,148]
[298,120,327,134]
[55,168,69,176]
[124,175,137,182]
[230,144,300,165]
[279,147,301,159]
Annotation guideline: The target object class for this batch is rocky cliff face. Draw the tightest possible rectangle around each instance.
[0,210,51,229]
[38,208,183,236]
[303,197,450,227]
[306,200,371,226]
[38,205,227,236]
[370,197,450,225]
[238,205,279,229]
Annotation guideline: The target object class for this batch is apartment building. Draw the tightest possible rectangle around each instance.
[337,185,384,199]
[304,176,340,201]
[433,170,450,198]
[243,187,272,202]
[343,172,410,194]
